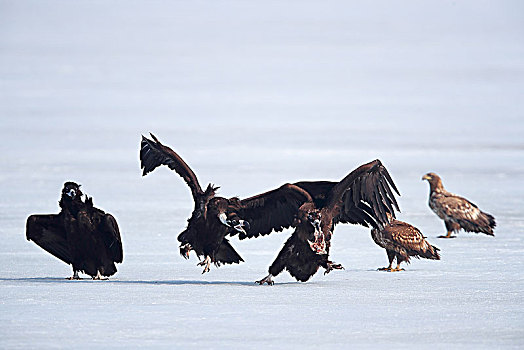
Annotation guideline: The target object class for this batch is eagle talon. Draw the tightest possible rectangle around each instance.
[256,274,274,285]
[197,256,212,274]
[324,261,344,275]
[67,271,81,280]
[92,271,109,280]
[389,267,405,272]
[180,243,192,259]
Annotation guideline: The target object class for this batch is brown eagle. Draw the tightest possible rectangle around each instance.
[26,182,123,279]
[371,215,440,272]
[256,160,401,285]
[422,172,496,238]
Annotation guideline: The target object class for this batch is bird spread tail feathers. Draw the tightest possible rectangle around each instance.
[422,243,441,260]
[461,211,496,236]
[481,212,496,236]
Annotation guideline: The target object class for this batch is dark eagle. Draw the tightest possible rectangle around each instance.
[26,182,123,279]
[140,133,312,273]
[422,172,496,238]
[256,160,401,285]
[371,215,440,272]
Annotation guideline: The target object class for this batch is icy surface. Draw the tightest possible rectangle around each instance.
[1,1,523,348]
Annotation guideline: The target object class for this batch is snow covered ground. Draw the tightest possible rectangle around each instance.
[1,1,523,348]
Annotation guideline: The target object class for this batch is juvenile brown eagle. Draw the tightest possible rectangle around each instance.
[371,215,440,272]
[26,182,123,279]
[256,160,400,285]
[422,172,496,238]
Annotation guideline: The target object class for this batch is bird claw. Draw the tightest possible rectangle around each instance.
[180,243,192,259]
[92,271,109,280]
[67,271,81,280]
[378,266,404,272]
[324,262,344,275]
[255,274,274,285]
[197,256,212,274]
[390,267,405,272]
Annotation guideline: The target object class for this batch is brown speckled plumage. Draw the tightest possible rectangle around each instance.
[422,172,496,238]
[371,217,440,271]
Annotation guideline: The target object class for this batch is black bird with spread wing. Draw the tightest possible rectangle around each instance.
[422,172,496,238]
[26,182,123,279]
[140,133,312,273]
[256,159,401,285]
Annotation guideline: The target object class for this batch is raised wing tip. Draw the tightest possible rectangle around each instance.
[377,161,401,197]
[149,132,159,143]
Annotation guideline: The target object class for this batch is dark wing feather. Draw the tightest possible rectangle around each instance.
[100,213,123,263]
[26,214,73,264]
[233,183,313,239]
[327,159,400,229]
[213,238,244,265]
[292,181,336,208]
[140,133,204,201]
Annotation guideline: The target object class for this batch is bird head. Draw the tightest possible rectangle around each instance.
[422,172,443,190]
[306,211,322,232]
[422,172,436,181]
[61,182,83,201]
[208,197,250,235]
[298,205,327,255]
[217,212,250,235]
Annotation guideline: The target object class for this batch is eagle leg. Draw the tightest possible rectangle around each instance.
[389,263,405,272]
[377,264,392,271]
[438,230,456,239]
[255,274,274,286]
[67,270,81,280]
[378,250,395,271]
[197,255,212,274]
[324,261,344,275]
[92,271,109,280]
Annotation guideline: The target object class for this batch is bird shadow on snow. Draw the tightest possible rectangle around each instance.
[0,277,299,286]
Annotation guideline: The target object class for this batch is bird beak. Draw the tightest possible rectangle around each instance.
[422,175,430,181]
[218,213,231,227]
[66,189,76,198]
[233,220,250,235]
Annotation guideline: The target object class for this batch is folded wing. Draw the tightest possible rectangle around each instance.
[100,213,123,263]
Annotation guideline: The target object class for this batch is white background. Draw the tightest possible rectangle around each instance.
[1,1,523,348]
